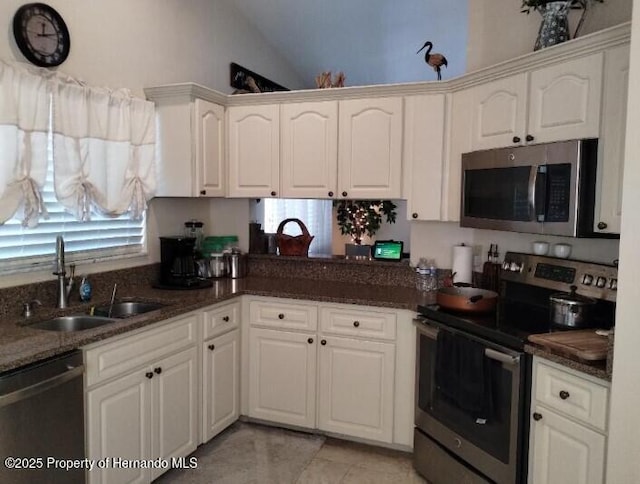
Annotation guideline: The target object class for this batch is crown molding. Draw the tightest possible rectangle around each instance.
[145,22,631,106]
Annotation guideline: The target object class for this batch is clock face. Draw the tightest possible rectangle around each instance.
[13,3,70,67]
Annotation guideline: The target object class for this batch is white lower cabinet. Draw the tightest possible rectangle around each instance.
[86,345,198,484]
[248,326,317,428]
[245,296,414,447]
[85,314,199,484]
[317,336,395,442]
[528,357,609,484]
[202,328,240,442]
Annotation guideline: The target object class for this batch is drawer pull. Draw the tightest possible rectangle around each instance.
[208,344,215,351]
[321,339,327,346]
[222,316,230,322]
[353,321,360,328]
[154,367,162,375]
[307,338,314,344]
[559,390,570,400]
[145,372,154,379]
[512,136,521,143]
[526,134,535,142]
[278,313,285,320]
[533,412,543,421]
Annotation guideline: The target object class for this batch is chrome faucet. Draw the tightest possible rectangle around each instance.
[53,235,75,309]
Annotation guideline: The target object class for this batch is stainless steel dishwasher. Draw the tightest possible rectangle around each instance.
[0,351,85,484]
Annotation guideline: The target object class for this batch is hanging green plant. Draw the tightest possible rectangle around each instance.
[334,200,397,245]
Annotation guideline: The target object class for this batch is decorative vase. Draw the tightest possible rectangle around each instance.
[534,1,572,51]
[345,243,372,259]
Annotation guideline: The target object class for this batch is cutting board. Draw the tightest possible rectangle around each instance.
[528,330,609,361]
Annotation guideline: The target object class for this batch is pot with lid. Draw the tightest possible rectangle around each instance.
[549,285,597,329]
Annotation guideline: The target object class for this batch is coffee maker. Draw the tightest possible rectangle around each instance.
[158,236,212,289]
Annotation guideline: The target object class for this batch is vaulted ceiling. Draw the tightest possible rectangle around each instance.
[225,0,469,89]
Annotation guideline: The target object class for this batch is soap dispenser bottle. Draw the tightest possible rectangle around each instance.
[79,276,92,302]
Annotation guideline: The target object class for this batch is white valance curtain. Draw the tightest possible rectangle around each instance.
[0,60,50,227]
[0,60,156,226]
[53,83,156,221]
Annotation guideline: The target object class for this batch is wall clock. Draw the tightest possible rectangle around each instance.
[12,3,70,68]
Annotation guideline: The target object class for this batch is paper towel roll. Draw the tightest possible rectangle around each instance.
[452,244,473,284]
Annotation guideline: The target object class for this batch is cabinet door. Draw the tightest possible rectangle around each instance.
[318,336,395,443]
[281,101,338,198]
[202,329,240,442]
[469,73,528,150]
[528,53,603,143]
[227,104,280,197]
[595,45,629,234]
[87,370,152,484]
[195,99,225,197]
[403,94,446,221]
[248,327,317,428]
[443,90,473,222]
[151,347,198,481]
[338,97,403,199]
[529,405,606,484]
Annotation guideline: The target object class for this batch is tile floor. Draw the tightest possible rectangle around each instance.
[156,421,427,483]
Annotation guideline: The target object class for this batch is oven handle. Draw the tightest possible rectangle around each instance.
[415,320,520,367]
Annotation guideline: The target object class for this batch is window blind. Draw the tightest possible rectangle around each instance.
[0,144,146,272]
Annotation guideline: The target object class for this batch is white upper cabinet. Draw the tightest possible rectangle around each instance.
[227,104,280,198]
[528,53,603,143]
[470,73,528,150]
[469,53,603,151]
[150,95,225,197]
[403,94,446,221]
[338,97,403,199]
[195,99,225,197]
[281,101,338,198]
[595,44,629,235]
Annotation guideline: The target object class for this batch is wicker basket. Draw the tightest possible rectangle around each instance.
[276,218,314,256]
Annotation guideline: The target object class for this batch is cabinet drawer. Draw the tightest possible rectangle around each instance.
[249,299,317,331]
[203,301,240,339]
[534,359,609,431]
[85,313,198,387]
[320,306,397,341]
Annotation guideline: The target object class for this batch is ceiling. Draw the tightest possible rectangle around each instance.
[226,0,469,89]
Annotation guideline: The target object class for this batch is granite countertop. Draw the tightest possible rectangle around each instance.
[0,276,423,373]
[524,343,610,381]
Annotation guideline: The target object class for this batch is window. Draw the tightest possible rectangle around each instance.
[261,199,332,256]
[0,132,146,273]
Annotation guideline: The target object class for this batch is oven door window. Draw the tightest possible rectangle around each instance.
[417,332,513,464]
[464,166,532,221]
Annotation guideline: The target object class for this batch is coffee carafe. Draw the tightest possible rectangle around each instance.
[159,236,198,286]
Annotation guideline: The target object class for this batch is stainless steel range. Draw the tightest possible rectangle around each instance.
[413,252,617,484]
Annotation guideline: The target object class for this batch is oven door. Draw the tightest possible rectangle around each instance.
[414,319,529,484]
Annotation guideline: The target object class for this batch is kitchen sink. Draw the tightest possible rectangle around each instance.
[93,301,165,319]
[30,315,117,332]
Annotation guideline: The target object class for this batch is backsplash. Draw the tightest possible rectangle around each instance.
[0,264,160,321]
[248,254,417,287]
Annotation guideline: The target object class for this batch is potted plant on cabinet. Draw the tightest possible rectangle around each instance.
[335,200,397,258]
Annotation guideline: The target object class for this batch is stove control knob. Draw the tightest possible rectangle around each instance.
[596,276,607,288]
[609,278,618,290]
[502,260,511,271]
[510,261,522,272]
[582,274,594,286]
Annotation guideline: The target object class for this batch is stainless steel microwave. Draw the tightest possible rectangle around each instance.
[460,139,602,237]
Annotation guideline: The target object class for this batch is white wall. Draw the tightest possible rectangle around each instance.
[467,0,633,72]
[606,0,640,480]
[0,0,301,288]
[0,0,305,95]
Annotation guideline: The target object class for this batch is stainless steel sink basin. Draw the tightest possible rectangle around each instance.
[30,315,117,332]
[93,301,165,319]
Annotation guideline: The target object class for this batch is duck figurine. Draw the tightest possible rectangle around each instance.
[417,41,448,81]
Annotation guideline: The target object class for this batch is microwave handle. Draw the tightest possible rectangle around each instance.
[528,166,547,222]
[528,166,538,222]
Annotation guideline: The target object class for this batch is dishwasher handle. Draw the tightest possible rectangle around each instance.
[0,364,84,408]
